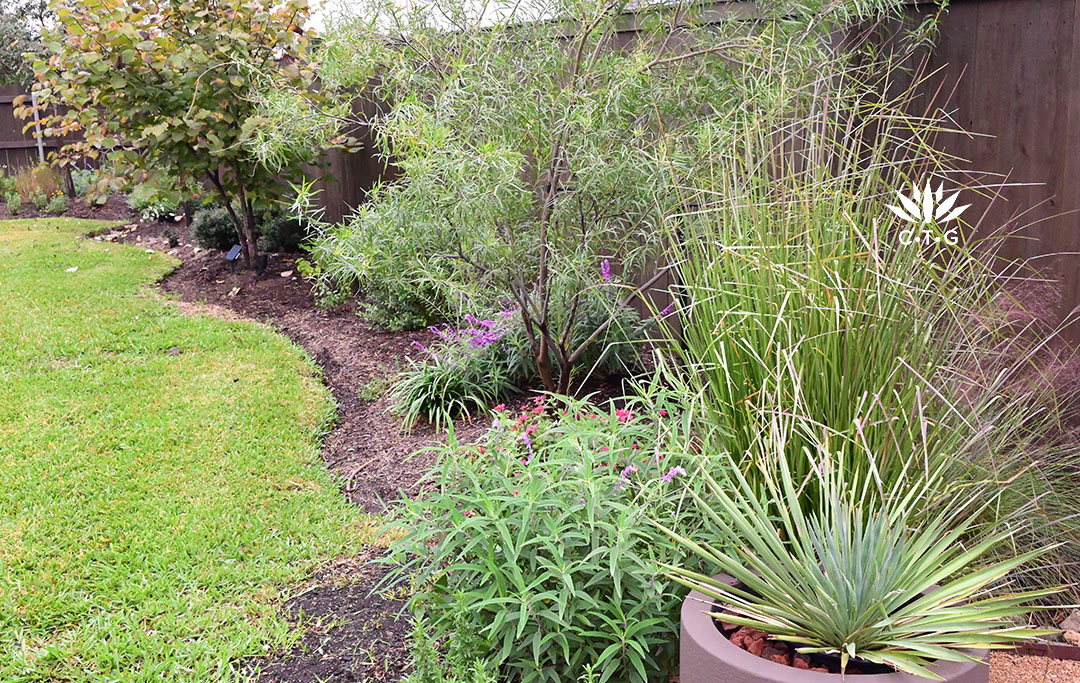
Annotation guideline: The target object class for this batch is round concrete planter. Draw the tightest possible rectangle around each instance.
[680,576,989,683]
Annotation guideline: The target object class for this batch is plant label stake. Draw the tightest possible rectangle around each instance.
[226,244,242,272]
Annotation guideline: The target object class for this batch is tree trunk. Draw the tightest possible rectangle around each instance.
[240,201,259,268]
[555,355,572,395]
[536,335,556,393]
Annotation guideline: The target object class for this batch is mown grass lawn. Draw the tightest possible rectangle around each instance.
[0,219,369,682]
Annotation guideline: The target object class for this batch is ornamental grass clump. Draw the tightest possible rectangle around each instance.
[657,22,1080,607]
[393,309,530,430]
[393,293,647,430]
[385,390,726,683]
[659,410,1061,679]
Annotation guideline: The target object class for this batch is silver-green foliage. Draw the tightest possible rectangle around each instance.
[258,0,910,393]
[658,418,1060,679]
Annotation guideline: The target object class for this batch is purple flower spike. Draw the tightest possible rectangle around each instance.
[601,259,612,283]
[657,302,675,318]
[660,466,686,484]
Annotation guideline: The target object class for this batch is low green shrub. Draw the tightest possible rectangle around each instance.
[0,171,14,196]
[191,206,239,251]
[301,217,449,329]
[5,192,21,215]
[258,210,310,253]
[71,168,99,197]
[393,300,648,430]
[46,192,67,215]
[406,617,497,683]
[127,181,178,222]
[387,391,721,683]
[392,310,528,431]
[30,192,48,212]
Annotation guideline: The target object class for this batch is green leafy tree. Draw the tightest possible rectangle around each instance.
[0,0,51,86]
[18,0,323,266]
[257,0,907,393]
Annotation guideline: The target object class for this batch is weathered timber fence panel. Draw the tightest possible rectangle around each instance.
[903,0,1080,331]
[0,84,51,172]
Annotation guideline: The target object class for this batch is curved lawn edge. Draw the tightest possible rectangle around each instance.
[0,218,370,682]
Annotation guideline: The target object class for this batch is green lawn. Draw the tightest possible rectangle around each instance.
[0,219,367,681]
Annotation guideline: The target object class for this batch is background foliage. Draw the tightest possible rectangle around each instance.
[19,0,324,265]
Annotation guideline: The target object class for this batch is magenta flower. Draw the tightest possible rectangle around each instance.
[601,259,612,283]
[615,409,634,423]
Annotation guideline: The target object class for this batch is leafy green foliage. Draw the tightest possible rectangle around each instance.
[125,171,199,222]
[45,190,66,214]
[299,211,449,328]
[406,617,498,683]
[192,206,239,251]
[0,218,367,682]
[393,295,647,430]
[660,434,1059,679]
[387,391,723,683]
[70,168,94,195]
[0,0,50,86]
[261,0,912,392]
[392,312,527,431]
[257,209,310,253]
[20,0,326,266]
[5,192,21,214]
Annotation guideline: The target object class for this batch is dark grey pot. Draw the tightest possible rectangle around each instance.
[680,575,989,683]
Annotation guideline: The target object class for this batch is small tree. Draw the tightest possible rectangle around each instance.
[0,1,50,86]
[18,0,323,266]
[257,0,905,393]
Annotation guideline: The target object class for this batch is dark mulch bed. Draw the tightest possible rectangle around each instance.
[244,548,412,683]
[0,193,134,221]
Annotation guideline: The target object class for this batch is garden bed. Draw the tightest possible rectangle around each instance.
[102,217,1080,683]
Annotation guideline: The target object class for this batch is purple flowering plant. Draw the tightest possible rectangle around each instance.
[385,388,725,683]
[393,306,533,431]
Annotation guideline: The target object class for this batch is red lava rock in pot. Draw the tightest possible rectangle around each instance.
[718,611,740,632]
[792,654,811,670]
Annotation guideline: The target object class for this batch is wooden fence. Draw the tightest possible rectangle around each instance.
[0,84,52,171]
[903,0,1080,331]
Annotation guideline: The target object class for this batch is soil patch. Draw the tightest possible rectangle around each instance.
[0,193,134,221]
[242,548,413,683]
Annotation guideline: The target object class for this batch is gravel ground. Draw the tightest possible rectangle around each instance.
[991,653,1080,683]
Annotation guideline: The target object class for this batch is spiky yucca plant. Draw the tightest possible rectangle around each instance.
[657,415,1061,679]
